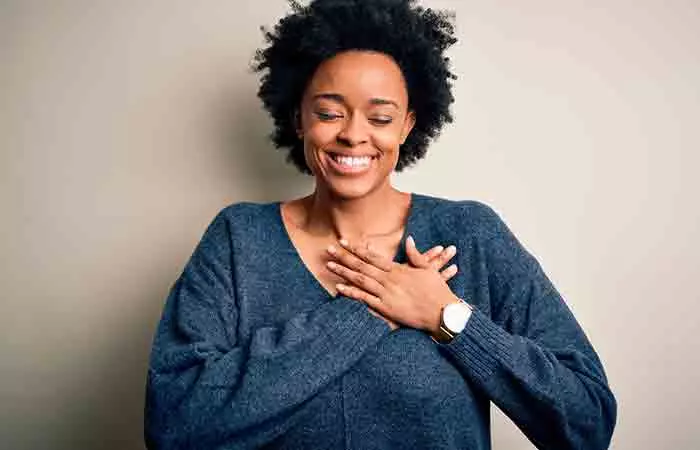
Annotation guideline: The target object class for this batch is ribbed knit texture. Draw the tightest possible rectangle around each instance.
[144,193,617,449]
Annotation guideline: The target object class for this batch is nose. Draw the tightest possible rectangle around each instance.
[336,114,368,147]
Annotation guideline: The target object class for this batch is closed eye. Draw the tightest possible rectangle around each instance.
[315,111,343,121]
[370,117,393,126]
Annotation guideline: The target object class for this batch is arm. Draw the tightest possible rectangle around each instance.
[439,204,617,450]
[144,208,390,449]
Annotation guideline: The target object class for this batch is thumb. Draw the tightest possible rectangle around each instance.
[405,235,428,268]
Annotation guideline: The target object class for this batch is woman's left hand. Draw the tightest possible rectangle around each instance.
[326,236,461,334]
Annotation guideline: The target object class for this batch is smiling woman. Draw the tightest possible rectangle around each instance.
[300,51,415,200]
[144,1,617,449]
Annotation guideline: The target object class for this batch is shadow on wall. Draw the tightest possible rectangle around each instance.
[51,82,307,449]
[214,73,312,203]
[52,282,168,449]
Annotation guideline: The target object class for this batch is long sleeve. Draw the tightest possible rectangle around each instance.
[440,203,617,450]
[144,208,391,449]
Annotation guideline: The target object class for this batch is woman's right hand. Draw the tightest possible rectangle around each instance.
[371,244,458,330]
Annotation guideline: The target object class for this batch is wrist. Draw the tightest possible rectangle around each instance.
[430,296,473,343]
[429,294,461,334]
[427,295,454,335]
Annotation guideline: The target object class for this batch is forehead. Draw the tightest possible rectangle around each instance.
[304,51,408,105]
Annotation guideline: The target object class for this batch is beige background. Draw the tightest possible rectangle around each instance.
[2,0,698,448]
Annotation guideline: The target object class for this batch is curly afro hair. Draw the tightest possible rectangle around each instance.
[252,0,457,174]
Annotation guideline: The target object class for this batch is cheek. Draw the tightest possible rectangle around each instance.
[373,129,404,160]
[303,124,338,170]
[305,123,338,151]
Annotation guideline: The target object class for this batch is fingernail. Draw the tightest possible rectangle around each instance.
[446,245,456,254]
[434,246,444,253]
[407,235,415,246]
[327,261,337,269]
[327,245,337,254]
[339,239,349,247]
[336,283,346,291]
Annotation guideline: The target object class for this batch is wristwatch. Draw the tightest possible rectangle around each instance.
[432,298,473,344]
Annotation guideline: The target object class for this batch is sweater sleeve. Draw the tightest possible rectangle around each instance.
[439,203,617,450]
[144,208,390,449]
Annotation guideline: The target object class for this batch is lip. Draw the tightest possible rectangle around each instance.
[326,151,379,158]
[325,152,376,176]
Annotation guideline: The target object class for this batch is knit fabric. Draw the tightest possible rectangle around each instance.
[144,193,617,449]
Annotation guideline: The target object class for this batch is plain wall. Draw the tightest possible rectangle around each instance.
[2,1,698,448]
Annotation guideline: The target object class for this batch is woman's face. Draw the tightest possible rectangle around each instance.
[299,51,415,200]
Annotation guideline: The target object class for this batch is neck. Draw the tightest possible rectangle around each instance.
[301,184,411,241]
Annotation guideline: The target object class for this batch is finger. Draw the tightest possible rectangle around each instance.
[440,264,458,281]
[405,235,429,268]
[327,261,385,296]
[328,244,386,281]
[338,239,394,272]
[423,245,445,261]
[430,245,457,271]
[336,283,385,313]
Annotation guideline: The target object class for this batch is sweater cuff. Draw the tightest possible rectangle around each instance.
[441,309,513,384]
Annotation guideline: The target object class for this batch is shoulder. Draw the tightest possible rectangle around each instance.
[413,193,507,240]
[185,201,283,262]
[415,193,541,278]
[212,200,279,227]
[192,201,280,249]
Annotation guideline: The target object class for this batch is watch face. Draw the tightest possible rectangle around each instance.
[443,302,471,333]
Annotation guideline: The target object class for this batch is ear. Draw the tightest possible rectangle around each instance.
[400,110,416,145]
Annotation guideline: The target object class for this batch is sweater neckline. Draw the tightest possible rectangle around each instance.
[274,193,420,299]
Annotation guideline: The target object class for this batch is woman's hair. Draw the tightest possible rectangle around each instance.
[252,0,458,174]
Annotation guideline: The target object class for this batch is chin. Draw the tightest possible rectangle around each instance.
[320,176,386,201]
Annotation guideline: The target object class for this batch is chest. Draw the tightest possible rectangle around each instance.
[284,225,404,297]
[230,205,487,340]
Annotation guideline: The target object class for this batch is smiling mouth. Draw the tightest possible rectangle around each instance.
[326,152,378,174]
[328,152,378,166]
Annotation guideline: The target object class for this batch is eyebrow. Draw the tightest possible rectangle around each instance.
[312,93,399,109]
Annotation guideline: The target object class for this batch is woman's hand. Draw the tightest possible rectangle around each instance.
[361,242,458,330]
[326,236,461,333]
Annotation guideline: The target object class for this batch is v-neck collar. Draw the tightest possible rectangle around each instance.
[274,193,421,299]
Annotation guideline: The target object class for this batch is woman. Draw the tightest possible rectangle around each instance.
[144,1,617,449]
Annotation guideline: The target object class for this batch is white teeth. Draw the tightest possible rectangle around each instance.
[333,155,372,167]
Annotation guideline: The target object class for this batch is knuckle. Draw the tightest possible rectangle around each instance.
[368,249,381,262]
[350,260,366,274]
[347,257,362,271]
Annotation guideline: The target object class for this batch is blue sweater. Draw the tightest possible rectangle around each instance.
[144,193,616,449]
